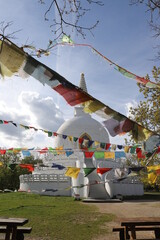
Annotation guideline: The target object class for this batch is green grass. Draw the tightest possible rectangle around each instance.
[0,193,114,240]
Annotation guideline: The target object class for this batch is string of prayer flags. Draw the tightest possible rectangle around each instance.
[65,167,81,179]
[20,33,160,89]
[83,168,96,177]
[0,36,158,143]
[58,36,160,89]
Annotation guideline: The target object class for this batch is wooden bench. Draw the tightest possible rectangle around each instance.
[113,227,125,240]
[113,226,160,240]
[0,226,32,240]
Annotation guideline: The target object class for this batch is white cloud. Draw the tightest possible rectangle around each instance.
[0,91,64,148]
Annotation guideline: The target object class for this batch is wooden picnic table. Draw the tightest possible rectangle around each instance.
[120,217,160,240]
[0,217,28,240]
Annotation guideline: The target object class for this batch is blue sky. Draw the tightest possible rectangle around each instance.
[0,0,158,148]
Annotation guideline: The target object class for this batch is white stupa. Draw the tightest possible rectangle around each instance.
[19,73,144,199]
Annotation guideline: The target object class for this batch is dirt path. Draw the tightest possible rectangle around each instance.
[84,200,160,240]
[21,199,160,240]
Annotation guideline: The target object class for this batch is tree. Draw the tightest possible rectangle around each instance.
[21,156,42,165]
[129,66,160,134]
[0,165,29,190]
[127,66,160,188]
[38,0,104,40]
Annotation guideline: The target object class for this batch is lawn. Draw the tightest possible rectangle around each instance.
[0,192,114,240]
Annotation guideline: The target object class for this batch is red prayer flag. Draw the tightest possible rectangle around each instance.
[0,150,6,155]
[156,147,160,153]
[156,169,160,175]
[105,143,111,150]
[53,84,92,106]
[19,164,34,172]
[78,138,83,144]
[136,148,145,159]
[84,152,94,158]
[97,168,112,175]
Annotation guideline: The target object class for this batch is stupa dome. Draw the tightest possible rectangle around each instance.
[54,106,109,149]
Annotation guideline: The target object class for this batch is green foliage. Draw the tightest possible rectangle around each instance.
[129,66,160,133]
[21,156,42,164]
[0,165,29,191]
[0,153,43,190]
[0,193,114,240]
[127,67,160,189]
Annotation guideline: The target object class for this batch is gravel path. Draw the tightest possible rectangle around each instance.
[85,200,160,240]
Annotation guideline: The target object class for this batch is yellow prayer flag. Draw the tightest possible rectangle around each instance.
[147,165,160,184]
[0,40,26,77]
[94,141,100,147]
[68,136,73,142]
[56,146,65,155]
[104,151,115,159]
[0,161,3,166]
[124,146,130,153]
[13,149,21,154]
[83,100,104,113]
[111,144,116,151]
[65,167,81,179]
[147,172,157,184]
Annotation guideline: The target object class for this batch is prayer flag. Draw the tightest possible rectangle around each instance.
[19,164,34,172]
[84,152,94,158]
[83,168,96,177]
[147,165,160,184]
[97,168,112,175]
[94,152,104,159]
[65,167,80,179]
[115,151,126,159]
[104,151,115,159]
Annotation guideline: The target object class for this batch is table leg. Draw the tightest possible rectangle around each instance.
[5,226,11,240]
[12,227,17,240]
[124,227,130,240]
[130,226,136,240]
[155,228,160,238]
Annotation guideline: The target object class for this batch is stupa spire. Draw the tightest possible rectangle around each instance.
[79,73,88,93]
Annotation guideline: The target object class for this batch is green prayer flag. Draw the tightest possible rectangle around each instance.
[61,35,74,44]
[48,132,52,137]
[73,137,78,142]
[83,168,96,177]
[94,152,105,159]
